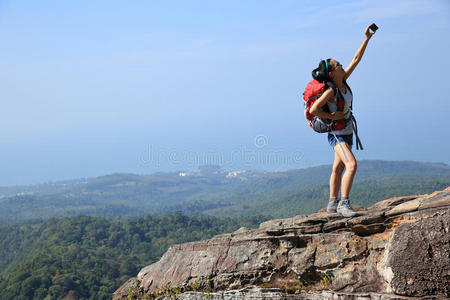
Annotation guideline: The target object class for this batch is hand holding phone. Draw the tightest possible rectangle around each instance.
[369,23,379,33]
[365,23,378,39]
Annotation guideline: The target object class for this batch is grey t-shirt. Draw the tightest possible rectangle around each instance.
[326,88,353,135]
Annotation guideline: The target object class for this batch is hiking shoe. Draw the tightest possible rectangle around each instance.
[326,198,339,213]
[337,199,357,217]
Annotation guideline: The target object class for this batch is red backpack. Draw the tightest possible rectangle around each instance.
[302,79,363,150]
[303,80,347,133]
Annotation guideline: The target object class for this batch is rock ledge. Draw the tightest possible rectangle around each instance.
[113,187,450,299]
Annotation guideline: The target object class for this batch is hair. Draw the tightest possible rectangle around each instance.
[312,58,333,83]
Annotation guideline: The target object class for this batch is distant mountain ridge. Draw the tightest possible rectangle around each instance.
[1,160,449,223]
[0,178,88,199]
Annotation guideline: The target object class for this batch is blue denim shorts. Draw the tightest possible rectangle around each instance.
[328,133,353,148]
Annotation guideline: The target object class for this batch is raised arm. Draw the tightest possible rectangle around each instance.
[344,25,375,80]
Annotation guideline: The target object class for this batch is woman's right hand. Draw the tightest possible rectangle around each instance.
[365,24,375,39]
[330,111,345,120]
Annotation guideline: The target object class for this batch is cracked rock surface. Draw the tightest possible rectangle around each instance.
[113,187,450,300]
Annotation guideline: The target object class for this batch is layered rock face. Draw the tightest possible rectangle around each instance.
[113,188,450,299]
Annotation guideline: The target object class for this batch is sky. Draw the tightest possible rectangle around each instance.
[1,0,449,185]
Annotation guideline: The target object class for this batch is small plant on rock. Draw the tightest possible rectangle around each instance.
[190,280,200,292]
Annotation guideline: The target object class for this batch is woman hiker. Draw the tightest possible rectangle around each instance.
[309,25,376,217]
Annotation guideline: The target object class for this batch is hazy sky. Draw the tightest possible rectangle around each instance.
[1,0,449,185]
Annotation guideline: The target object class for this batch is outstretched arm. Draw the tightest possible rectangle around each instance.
[344,25,375,80]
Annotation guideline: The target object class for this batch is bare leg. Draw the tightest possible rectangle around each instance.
[329,151,345,199]
[333,142,357,198]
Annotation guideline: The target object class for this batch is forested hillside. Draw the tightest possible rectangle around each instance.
[1,160,449,223]
[202,176,450,218]
[0,212,267,300]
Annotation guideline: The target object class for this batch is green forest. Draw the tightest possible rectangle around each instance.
[0,212,268,300]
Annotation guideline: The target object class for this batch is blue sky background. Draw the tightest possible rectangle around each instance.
[1,0,449,185]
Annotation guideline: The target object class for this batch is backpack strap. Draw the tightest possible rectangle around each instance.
[343,80,363,149]
[343,80,353,111]
[343,80,352,94]
[325,81,345,109]
[351,115,364,150]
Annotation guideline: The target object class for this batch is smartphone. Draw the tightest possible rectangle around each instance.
[369,23,379,32]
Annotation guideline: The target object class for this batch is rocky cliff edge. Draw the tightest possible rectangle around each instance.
[113,187,450,299]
